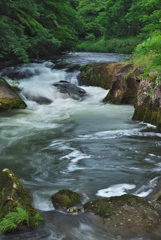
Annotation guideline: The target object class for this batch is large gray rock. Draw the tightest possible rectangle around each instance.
[0,78,26,110]
[84,194,161,239]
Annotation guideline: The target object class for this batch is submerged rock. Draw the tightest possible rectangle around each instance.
[0,169,43,234]
[53,80,86,101]
[51,189,81,210]
[0,66,38,80]
[84,194,161,239]
[23,91,53,105]
[0,78,27,110]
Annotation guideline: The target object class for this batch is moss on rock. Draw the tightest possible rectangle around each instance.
[132,79,161,130]
[51,189,81,210]
[84,194,161,238]
[0,169,43,234]
[0,78,26,110]
[78,62,116,89]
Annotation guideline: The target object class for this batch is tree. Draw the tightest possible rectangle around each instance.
[77,0,106,38]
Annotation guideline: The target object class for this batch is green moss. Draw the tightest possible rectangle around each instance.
[84,194,154,219]
[0,169,43,233]
[133,105,161,131]
[79,62,112,89]
[51,189,81,210]
[0,97,26,110]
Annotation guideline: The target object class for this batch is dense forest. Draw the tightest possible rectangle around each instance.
[0,0,161,77]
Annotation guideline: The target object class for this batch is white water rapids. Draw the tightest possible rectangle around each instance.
[0,52,161,240]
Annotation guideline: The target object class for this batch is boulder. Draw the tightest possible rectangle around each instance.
[78,62,115,89]
[78,61,140,104]
[132,78,161,130]
[51,189,81,210]
[84,194,161,239]
[0,78,27,110]
[0,66,37,80]
[53,81,86,101]
[0,169,43,234]
[103,65,141,104]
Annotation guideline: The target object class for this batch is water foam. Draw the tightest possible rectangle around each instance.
[96,183,136,197]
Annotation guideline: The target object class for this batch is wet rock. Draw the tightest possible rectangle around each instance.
[0,66,38,80]
[78,62,115,89]
[0,78,27,110]
[146,177,161,217]
[132,78,161,130]
[51,189,81,210]
[78,61,140,104]
[53,81,86,101]
[23,91,53,105]
[103,64,140,104]
[67,206,85,215]
[84,194,161,239]
[0,169,43,234]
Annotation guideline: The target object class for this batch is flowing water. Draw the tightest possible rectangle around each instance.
[0,52,161,240]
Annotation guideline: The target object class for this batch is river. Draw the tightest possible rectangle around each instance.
[0,52,161,240]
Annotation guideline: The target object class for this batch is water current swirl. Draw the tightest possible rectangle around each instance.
[0,52,161,240]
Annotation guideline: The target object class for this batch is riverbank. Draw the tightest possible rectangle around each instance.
[78,60,161,131]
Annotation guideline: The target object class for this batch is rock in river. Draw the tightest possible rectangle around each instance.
[0,78,26,110]
[51,189,81,210]
[84,194,161,239]
[53,80,86,101]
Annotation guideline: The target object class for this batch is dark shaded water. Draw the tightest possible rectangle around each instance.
[0,52,161,240]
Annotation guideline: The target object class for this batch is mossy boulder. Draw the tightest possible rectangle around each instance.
[51,189,81,210]
[78,62,116,89]
[84,194,161,239]
[0,78,26,110]
[132,78,161,130]
[0,168,43,233]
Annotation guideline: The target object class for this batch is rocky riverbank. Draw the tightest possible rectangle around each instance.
[78,62,161,130]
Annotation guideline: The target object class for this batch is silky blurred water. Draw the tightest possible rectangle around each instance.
[0,52,161,240]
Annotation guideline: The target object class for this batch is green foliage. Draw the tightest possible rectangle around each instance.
[0,0,83,61]
[133,33,161,82]
[33,213,44,227]
[1,0,161,60]
[0,207,29,234]
[75,37,141,54]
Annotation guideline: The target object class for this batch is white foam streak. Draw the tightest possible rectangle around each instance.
[61,149,91,172]
[76,124,161,140]
[134,177,158,197]
[32,192,55,211]
[96,184,136,197]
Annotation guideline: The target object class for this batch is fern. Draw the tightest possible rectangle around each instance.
[0,207,29,234]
